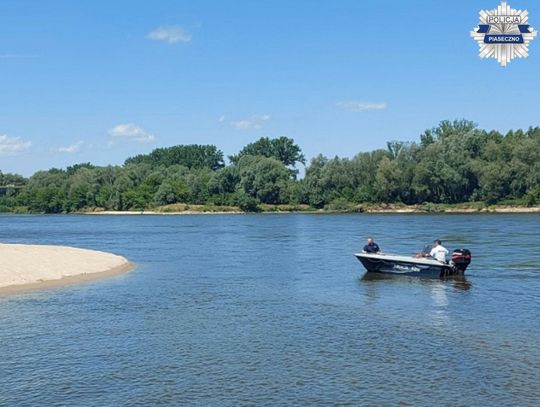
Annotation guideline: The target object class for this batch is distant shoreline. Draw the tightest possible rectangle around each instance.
[77,204,540,215]
[82,210,243,215]
[2,203,540,216]
[0,244,133,295]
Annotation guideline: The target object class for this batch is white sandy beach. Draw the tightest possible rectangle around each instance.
[85,210,242,215]
[0,244,132,294]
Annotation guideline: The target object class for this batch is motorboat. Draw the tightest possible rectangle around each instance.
[354,247,471,278]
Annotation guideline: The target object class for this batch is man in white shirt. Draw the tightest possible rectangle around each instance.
[430,239,449,263]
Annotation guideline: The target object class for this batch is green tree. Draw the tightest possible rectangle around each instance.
[153,179,189,205]
[301,154,329,208]
[229,136,305,167]
[374,157,402,202]
[19,169,69,213]
[94,166,123,209]
[237,155,291,204]
[125,145,225,170]
[207,166,240,205]
[3,119,540,212]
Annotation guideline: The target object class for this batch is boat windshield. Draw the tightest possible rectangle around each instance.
[421,244,433,255]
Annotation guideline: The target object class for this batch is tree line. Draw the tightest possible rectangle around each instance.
[1,120,539,213]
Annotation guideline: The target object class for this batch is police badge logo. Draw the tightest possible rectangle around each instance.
[470,1,537,67]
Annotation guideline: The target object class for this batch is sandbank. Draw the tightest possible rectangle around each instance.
[78,204,540,215]
[84,210,242,215]
[0,244,133,295]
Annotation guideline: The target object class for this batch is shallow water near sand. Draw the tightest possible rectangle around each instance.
[0,213,539,406]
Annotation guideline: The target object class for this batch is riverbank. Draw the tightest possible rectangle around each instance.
[0,244,133,294]
[3,202,540,215]
[76,202,540,215]
[362,203,540,214]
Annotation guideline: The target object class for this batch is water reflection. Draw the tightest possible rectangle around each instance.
[430,282,448,307]
[360,272,395,282]
[445,275,472,291]
[430,281,450,327]
[360,271,471,291]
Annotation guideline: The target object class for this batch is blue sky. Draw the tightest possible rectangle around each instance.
[1,0,539,176]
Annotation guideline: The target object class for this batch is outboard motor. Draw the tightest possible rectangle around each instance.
[451,249,472,273]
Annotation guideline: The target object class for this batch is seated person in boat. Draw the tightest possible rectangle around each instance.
[362,237,381,253]
[429,239,449,263]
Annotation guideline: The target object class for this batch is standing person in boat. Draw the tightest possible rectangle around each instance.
[430,239,449,263]
[362,237,381,253]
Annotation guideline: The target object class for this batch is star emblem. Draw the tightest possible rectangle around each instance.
[470,1,537,67]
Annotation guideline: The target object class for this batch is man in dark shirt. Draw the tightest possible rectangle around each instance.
[362,237,381,253]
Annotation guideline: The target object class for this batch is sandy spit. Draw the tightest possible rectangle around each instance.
[83,211,242,215]
[0,244,133,295]
[81,206,540,215]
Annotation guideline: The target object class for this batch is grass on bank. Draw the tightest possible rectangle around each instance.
[2,201,539,215]
[71,201,540,214]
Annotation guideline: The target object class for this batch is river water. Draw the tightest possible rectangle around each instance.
[0,214,539,406]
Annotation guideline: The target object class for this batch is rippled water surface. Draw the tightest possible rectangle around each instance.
[1,214,539,406]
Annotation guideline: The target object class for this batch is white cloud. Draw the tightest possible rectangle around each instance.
[218,115,226,123]
[57,141,83,154]
[230,114,271,130]
[336,101,387,112]
[148,26,192,44]
[0,54,38,59]
[108,123,155,144]
[0,134,32,155]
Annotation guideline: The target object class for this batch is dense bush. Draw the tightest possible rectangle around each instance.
[1,123,540,213]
